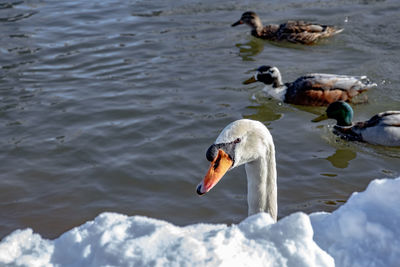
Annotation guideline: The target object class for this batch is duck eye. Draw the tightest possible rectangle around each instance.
[234,138,241,144]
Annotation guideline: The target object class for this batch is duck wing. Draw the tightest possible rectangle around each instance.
[303,73,376,91]
[276,21,343,44]
[254,24,280,40]
[352,111,400,146]
[284,74,376,106]
[355,111,400,129]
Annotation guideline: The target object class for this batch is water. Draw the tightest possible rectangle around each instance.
[0,0,399,239]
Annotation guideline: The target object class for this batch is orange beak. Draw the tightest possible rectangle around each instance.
[197,149,233,195]
[243,76,257,84]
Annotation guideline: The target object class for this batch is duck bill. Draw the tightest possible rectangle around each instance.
[196,149,233,195]
[312,113,329,122]
[231,20,243,27]
[243,76,257,85]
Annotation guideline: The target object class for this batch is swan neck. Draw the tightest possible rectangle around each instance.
[245,143,277,221]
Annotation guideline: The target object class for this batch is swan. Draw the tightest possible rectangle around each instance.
[232,11,343,45]
[196,119,278,221]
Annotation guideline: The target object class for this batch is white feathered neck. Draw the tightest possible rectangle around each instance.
[215,119,278,221]
[260,67,287,102]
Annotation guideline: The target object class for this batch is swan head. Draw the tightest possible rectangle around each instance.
[243,66,282,87]
[196,119,273,195]
[231,11,263,29]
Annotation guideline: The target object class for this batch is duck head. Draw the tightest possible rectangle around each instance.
[312,101,354,126]
[243,65,283,88]
[232,11,263,29]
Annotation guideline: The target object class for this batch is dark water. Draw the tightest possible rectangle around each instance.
[1,0,399,239]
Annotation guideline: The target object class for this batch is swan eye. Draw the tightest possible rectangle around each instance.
[234,138,241,144]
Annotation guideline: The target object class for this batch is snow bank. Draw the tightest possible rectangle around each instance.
[0,212,332,267]
[1,177,399,267]
[311,178,400,267]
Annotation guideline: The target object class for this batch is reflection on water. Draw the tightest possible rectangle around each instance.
[244,103,282,124]
[0,1,37,22]
[326,149,357,169]
[324,199,346,206]
[321,173,338,177]
[235,39,265,61]
[292,104,326,116]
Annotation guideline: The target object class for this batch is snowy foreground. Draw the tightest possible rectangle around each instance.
[1,177,400,267]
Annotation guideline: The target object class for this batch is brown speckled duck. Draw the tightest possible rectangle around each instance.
[232,11,343,44]
[244,66,377,106]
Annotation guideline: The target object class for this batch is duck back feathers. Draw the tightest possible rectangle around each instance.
[335,111,400,146]
[274,21,343,44]
[284,74,376,106]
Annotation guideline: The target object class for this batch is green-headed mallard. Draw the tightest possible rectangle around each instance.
[312,101,400,146]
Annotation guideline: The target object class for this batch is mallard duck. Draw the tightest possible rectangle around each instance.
[196,119,278,221]
[312,101,400,146]
[244,65,376,106]
[232,11,343,44]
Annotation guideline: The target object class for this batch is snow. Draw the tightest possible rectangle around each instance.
[310,178,400,267]
[1,177,400,267]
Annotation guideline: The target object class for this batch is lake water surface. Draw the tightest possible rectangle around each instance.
[1,0,399,239]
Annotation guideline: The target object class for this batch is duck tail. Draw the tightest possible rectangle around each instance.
[332,28,344,35]
[359,76,377,89]
[324,26,343,36]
